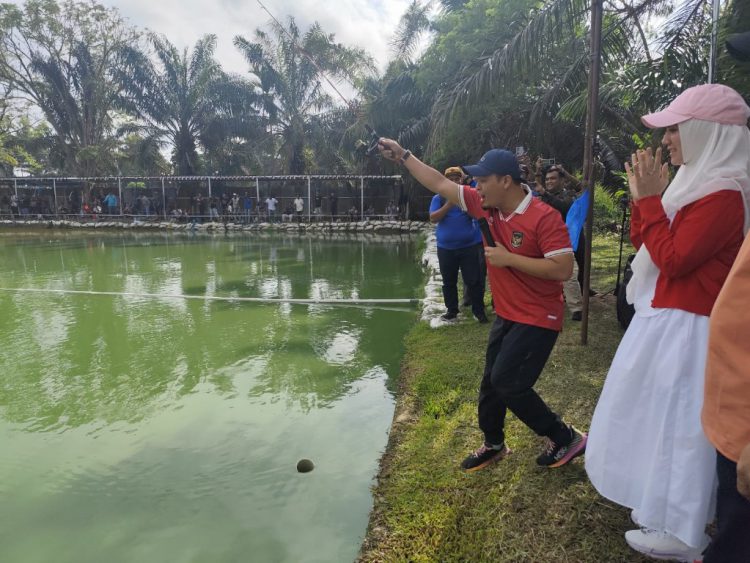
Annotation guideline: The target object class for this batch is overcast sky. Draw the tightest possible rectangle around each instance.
[99,0,417,77]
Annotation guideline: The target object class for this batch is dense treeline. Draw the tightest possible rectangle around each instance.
[0,0,747,191]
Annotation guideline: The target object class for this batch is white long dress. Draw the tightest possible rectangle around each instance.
[585,301,716,548]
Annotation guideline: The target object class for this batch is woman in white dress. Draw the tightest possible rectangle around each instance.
[585,84,750,562]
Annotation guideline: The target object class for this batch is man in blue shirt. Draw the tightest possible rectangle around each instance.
[430,166,488,323]
[103,192,118,215]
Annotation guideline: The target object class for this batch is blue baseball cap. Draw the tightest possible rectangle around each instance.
[461,149,522,180]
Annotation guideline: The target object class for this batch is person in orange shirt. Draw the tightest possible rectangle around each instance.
[699,31,750,563]
[702,214,750,563]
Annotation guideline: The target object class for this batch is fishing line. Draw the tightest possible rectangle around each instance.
[0,287,420,311]
[255,0,356,109]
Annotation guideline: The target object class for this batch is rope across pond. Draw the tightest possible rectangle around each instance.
[0,287,422,311]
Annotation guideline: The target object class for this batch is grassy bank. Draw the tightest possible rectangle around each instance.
[359,233,649,563]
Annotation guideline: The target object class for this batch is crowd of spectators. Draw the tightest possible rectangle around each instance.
[0,187,408,223]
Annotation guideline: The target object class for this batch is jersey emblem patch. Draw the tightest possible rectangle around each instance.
[511,231,524,248]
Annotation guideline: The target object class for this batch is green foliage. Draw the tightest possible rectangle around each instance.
[720,0,750,95]
[0,0,138,176]
[631,131,654,150]
[0,134,18,169]
[0,104,50,174]
[401,0,720,176]
[115,134,170,176]
[592,184,622,233]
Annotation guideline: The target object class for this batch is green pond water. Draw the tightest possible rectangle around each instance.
[0,231,425,563]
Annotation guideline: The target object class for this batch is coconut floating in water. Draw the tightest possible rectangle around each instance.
[297,459,314,473]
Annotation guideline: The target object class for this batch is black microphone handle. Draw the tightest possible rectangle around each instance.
[478,217,496,247]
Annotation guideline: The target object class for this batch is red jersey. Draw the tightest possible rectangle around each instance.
[458,185,573,331]
[630,190,744,316]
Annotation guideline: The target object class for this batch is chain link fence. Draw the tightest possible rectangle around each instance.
[0,174,429,223]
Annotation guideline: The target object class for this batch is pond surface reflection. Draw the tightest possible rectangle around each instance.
[0,231,424,563]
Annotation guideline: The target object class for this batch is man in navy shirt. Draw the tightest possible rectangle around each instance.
[430,166,488,323]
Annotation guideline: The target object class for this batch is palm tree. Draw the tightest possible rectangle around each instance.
[30,40,127,176]
[234,17,375,174]
[119,34,262,176]
[0,0,142,176]
[115,134,170,176]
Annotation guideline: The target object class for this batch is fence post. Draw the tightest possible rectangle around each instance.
[161,177,166,219]
[118,177,122,216]
[14,178,17,198]
[207,176,212,199]
[256,177,260,220]
[307,176,311,221]
[52,178,57,216]
[360,176,364,220]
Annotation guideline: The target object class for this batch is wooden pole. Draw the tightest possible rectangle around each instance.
[118,177,122,216]
[581,0,604,345]
[307,176,312,221]
[709,0,720,83]
[360,177,365,219]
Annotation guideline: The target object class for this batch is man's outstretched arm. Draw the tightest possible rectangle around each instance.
[378,138,461,205]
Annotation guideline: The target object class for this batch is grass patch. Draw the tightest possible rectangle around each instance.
[590,232,631,294]
[359,234,649,563]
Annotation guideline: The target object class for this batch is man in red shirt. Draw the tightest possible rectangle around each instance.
[378,139,587,471]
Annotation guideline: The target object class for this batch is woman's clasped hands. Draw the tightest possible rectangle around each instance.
[624,147,670,201]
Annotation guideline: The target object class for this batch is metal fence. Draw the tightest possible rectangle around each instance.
[0,174,415,223]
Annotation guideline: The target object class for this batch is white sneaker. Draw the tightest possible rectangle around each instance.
[624,528,704,562]
[630,509,641,527]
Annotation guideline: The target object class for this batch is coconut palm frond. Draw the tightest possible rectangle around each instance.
[437,0,470,13]
[430,0,591,134]
[656,0,709,53]
[398,116,430,148]
[391,0,434,63]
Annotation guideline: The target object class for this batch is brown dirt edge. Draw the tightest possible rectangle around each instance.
[357,353,420,561]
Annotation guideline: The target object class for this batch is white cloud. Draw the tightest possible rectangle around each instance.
[102,0,413,78]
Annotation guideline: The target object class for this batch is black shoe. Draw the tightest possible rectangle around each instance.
[475,313,489,324]
[536,426,587,468]
[461,443,511,472]
[440,311,458,321]
[571,311,582,321]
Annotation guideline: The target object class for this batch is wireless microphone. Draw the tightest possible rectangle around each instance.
[478,217,496,247]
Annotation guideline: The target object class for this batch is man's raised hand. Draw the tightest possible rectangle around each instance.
[377,138,405,162]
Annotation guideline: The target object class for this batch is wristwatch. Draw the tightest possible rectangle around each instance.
[399,150,412,164]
